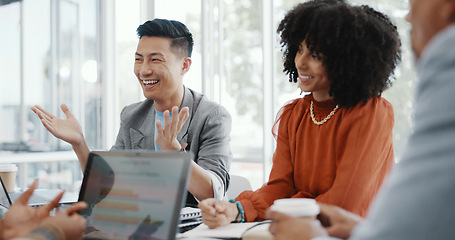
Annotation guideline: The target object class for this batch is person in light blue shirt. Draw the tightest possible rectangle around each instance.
[266,0,455,239]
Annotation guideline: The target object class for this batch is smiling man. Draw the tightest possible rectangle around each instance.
[32,19,232,206]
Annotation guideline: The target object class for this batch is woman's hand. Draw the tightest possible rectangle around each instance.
[198,198,239,229]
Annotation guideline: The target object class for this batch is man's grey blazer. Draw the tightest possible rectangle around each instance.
[111,86,232,205]
[349,25,455,240]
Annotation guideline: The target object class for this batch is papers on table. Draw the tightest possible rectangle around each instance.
[179,207,203,233]
[178,221,273,239]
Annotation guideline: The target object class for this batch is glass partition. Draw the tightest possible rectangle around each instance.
[0,2,21,148]
[0,0,98,190]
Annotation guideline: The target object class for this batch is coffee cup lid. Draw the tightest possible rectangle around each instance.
[270,198,320,217]
[0,164,18,172]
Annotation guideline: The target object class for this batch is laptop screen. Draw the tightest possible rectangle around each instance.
[79,151,191,240]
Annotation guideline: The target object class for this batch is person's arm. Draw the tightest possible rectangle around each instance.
[187,105,232,201]
[154,106,215,200]
[31,104,90,170]
[157,106,217,200]
[295,98,395,217]
[187,161,215,200]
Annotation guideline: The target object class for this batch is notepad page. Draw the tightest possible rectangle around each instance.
[179,222,260,238]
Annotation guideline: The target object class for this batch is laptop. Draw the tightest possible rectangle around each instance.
[78,151,191,240]
[0,176,78,208]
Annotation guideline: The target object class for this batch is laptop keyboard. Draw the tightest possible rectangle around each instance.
[27,194,51,205]
[9,192,51,206]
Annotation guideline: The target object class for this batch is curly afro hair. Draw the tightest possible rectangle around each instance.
[277,0,401,107]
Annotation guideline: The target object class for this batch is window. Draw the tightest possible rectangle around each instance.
[0,2,21,148]
[0,0,99,190]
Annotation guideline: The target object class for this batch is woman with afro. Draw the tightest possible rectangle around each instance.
[199,0,401,228]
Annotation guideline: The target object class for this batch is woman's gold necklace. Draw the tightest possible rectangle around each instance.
[310,101,339,125]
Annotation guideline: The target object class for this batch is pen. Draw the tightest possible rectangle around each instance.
[214,185,221,217]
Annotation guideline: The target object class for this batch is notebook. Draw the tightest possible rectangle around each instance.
[180,207,201,221]
[78,151,191,240]
[179,207,203,233]
[180,221,273,239]
[0,176,78,208]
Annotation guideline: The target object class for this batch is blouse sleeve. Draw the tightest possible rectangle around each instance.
[302,98,395,217]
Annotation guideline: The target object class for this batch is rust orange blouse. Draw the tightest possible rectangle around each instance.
[236,94,394,220]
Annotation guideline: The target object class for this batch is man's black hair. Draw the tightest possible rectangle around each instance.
[137,18,194,58]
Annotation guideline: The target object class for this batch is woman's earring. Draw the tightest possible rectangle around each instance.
[300,90,303,95]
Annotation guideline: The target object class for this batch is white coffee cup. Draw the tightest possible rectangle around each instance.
[0,164,18,193]
[270,198,320,219]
